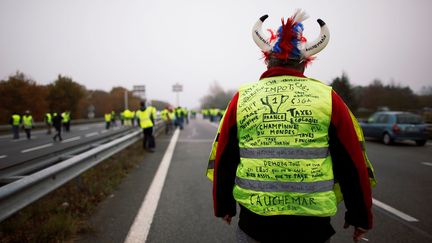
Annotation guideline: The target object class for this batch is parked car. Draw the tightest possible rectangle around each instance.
[359,111,429,146]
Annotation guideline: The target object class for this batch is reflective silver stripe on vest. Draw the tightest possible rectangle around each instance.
[208,160,215,169]
[235,177,334,193]
[240,147,329,159]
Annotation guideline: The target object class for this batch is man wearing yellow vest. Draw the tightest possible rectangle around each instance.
[45,112,53,134]
[208,10,376,243]
[104,112,112,130]
[22,110,33,139]
[160,106,173,134]
[137,101,156,152]
[9,111,21,139]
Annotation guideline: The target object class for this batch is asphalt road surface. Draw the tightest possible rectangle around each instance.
[0,122,131,170]
[75,118,432,243]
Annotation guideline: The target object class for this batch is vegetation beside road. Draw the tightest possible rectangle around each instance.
[0,140,147,242]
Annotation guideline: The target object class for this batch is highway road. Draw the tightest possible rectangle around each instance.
[0,122,132,171]
[71,117,432,243]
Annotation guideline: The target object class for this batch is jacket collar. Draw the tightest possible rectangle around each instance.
[259,67,306,80]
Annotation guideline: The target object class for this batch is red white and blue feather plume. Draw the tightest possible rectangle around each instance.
[252,9,330,62]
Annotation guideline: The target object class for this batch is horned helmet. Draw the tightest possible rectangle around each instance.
[252,9,330,64]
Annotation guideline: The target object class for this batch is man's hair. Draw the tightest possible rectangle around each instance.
[266,56,306,72]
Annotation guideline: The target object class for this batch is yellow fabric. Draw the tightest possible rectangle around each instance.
[234,75,336,216]
[139,108,154,128]
[12,114,21,126]
[104,113,112,122]
[22,115,33,128]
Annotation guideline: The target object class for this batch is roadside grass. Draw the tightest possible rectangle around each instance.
[0,140,146,243]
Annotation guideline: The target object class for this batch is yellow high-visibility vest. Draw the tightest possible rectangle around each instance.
[22,115,33,128]
[139,107,154,129]
[12,114,21,126]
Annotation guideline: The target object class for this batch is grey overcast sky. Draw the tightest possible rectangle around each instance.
[1,0,431,109]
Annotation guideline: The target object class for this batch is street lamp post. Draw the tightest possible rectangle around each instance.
[124,90,128,110]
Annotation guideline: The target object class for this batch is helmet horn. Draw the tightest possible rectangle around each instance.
[252,15,272,52]
[301,19,330,58]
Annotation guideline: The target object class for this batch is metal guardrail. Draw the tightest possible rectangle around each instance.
[0,121,163,222]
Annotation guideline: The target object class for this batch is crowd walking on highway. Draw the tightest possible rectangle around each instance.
[7,103,197,149]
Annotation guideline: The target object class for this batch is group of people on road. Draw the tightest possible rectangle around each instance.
[9,110,70,141]
[202,108,225,123]
[9,110,33,140]
[101,103,192,152]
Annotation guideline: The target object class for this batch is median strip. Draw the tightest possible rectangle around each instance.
[21,143,53,153]
[373,198,419,222]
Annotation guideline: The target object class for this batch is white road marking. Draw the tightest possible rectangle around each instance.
[113,127,120,130]
[373,198,419,222]
[61,136,81,143]
[79,127,90,131]
[85,132,99,138]
[124,129,180,243]
[178,139,214,143]
[10,136,37,142]
[209,122,219,128]
[100,130,108,134]
[421,162,432,167]
[0,155,7,159]
[21,143,53,153]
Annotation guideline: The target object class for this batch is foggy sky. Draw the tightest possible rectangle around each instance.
[1,0,431,109]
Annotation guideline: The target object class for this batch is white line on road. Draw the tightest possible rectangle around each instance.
[421,162,432,167]
[10,136,38,142]
[61,136,81,143]
[79,127,90,131]
[373,198,419,222]
[0,155,7,159]
[113,127,120,130]
[178,139,214,143]
[124,129,180,243]
[85,132,99,138]
[209,122,219,128]
[21,143,53,153]
[100,130,108,134]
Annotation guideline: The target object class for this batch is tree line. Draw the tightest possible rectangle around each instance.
[330,73,432,119]
[200,74,432,120]
[0,72,169,124]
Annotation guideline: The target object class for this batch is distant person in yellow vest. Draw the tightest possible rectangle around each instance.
[138,101,156,152]
[104,112,112,130]
[123,109,132,126]
[52,112,63,142]
[111,110,117,127]
[62,111,71,132]
[22,110,33,139]
[183,107,189,125]
[160,106,174,135]
[174,106,185,130]
[44,112,53,134]
[9,111,21,139]
[207,10,376,243]
[191,110,197,119]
